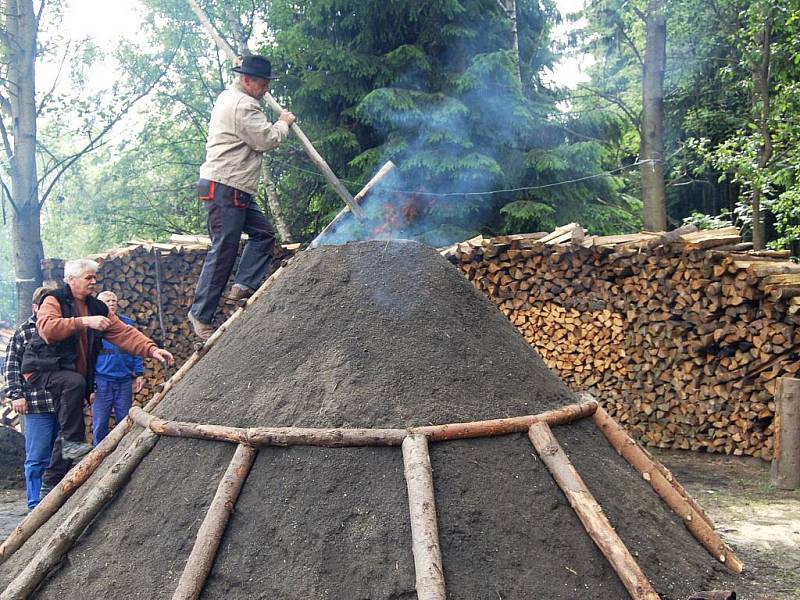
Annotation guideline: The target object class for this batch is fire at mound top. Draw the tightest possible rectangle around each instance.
[0,241,734,599]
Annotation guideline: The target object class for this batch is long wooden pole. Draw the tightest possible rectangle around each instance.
[129,407,407,447]
[129,400,596,448]
[0,415,134,565]
[409,399,597,441]
[402,434,446,600]
[0,430,159,600]
[592,406,743,573]
[310,160,396,248]
[172,444,257,600]
[528,422,660,600]
[770,377,800,490]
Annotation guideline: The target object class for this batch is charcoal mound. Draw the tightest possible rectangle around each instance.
[0,241,733,598]
[0,426,24,489]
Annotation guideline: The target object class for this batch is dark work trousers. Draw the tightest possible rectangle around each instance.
[29,370,87,487]
[190,179,276,324]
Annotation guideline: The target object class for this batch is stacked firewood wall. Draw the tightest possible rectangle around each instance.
[42,237,298,408]
[445,224,800,459]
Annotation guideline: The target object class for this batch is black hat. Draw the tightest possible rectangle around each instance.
[232,55,273,79]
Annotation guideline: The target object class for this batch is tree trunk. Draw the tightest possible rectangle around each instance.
[262,161,293,242]
[751,7,773,250]
[4,0,43,323]
[497,0,522,87]
[640,2,667,232]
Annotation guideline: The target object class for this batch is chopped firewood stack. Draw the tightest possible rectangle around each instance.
[443,223,800,459]
[41,235,299,408]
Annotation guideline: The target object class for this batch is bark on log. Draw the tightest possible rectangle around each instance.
[172,444,257,600]
[410,399,597,441]
[770,377,800,489]
[402,434,446,600]
[0,415,134,565]
[129,407,407,447]
[592,406,743,573]
[0,430,159,599]
[528,422,660,600]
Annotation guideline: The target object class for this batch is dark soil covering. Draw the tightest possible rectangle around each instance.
[0,426,24,489]
[0,241,737,598]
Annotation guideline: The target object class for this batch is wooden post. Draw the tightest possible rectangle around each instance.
[771,377,800,490]
[310,161,397,248]
[528,422,660,600]
[172,444,257,600]
[402,434,446,600]
[592,406,743,573]
[0,430,159,600]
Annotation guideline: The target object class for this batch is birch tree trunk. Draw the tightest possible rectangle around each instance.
[640,1,667,232]
[3,0,44,323]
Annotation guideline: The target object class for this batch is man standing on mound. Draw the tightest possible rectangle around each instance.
[22,259,175,462]
[188,54,295,340]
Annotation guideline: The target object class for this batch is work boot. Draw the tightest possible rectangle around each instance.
[228,284,255,301]
[61,440,92,461]
[188,311,215,340]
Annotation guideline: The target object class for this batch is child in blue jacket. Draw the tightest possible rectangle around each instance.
[92,291,145,444]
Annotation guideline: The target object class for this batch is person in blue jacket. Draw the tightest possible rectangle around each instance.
[91,291,145,445]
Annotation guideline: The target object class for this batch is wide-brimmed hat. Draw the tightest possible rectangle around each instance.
[232,55,274,79]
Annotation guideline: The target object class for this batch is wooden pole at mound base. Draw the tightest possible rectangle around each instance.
[771,377,800,490]
[591,406,743,574]
[0,430,159,600]
[528,422,660,600]
[172,444,257,600]
[402,434,446,600]
[409,398,597,441]
[129,406,408,447]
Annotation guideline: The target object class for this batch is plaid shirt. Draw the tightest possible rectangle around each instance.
[1,316,57,414]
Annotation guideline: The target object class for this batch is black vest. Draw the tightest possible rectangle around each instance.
[22,286,109,399]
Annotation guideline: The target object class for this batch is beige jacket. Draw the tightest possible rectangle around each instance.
[199,82,290,194]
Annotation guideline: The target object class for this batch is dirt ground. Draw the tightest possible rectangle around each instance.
[0,449,795,599]
[655,449,800,600]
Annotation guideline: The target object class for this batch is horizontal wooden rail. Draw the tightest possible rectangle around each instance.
[130,399,597,447]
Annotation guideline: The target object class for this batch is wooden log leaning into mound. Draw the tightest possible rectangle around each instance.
[0,429,160,600]
[528,422,661,600]
[592,405,744,573]
[172,444,258,600]
[402,434,446,600]
[310,161,397,248]
[0,263,291,567]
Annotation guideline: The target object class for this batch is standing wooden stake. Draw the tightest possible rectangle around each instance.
[592,406,743,573]
[402,434,446,600]
[771,377,800,490]
[0,430,159,600]
[528,422,660,600]
[172,444,257,600]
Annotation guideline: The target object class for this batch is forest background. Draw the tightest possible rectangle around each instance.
[1,0,799,322]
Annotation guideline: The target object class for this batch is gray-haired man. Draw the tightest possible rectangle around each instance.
[22,259,174,461]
